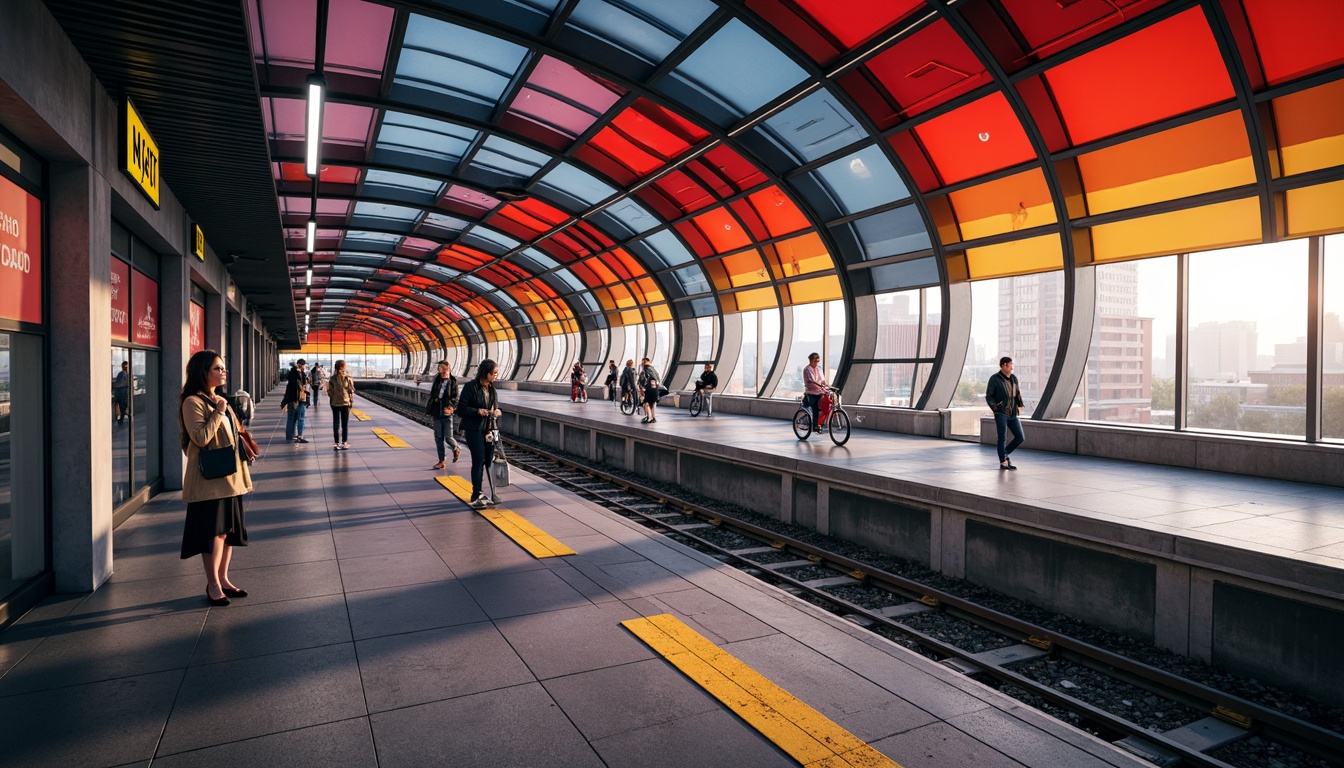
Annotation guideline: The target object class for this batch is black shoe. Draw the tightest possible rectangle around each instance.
[1006,461,1018,470]
[221,586,248,598]
[295,437,309,444]
[999,461,1010,471]
[206,591,231,607]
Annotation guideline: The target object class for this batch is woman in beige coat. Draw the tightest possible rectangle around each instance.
[179,349,255,606]
[326,359,355,450]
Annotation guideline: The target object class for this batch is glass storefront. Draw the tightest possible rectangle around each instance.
[110,222,162,512]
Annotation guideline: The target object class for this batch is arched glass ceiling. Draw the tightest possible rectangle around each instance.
[250,0,1344,385]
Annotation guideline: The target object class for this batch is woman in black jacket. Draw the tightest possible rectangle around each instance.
[455,359,502,508]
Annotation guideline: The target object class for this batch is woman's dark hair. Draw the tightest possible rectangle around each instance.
[475,358,498,383]
[179,349,223,451]
[335,359,347,373]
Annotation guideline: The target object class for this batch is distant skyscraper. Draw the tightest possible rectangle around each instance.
[1188,320,1258,380]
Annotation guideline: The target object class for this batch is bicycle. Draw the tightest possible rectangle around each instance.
[570,379,588,403]
[619,388,638,415]
[792,386,851,446]
[687,385,714,417]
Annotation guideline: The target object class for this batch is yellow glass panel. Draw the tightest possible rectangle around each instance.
[1091,197,1262,262]
[734,286,779,311]
[965,234,1063,280]
[646,303,673,322]
[619,308,641,325]
[783,275,842,305]
[1078,111,1254,215]
[636,277,663,303]
[1273,78,1344,176]
[950,168,1056,241]
[1286,180,1344,237]
[767,233,834,278]
[720,249,770,288]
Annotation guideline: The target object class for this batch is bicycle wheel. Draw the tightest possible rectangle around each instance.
[828,409,851,446]
[792,409,812,440]
[689,392,703,417]
[620,395,636,415]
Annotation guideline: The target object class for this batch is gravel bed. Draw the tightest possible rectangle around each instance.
[898,611,1016,654]
[689,527,757,550]
[742,550,801,565]
[996,684,1102,736]
[870,624,938,660]
[505,436,1344,737]
[823,584,908,610]
[1208,735,1334,768]
[776,564,841,582]
[1007,656,1203,733]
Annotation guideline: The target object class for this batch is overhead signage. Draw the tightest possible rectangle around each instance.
[188,300,204,357]
[121,98,161,208]
[111,257,130,341]
[131,269,159,347]
[0,174,42,324]
[192,224,205,261]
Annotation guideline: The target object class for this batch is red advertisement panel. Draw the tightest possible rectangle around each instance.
[188,300,204,357]
[0,175,43,324]
[111,257,130,341]
[131,269,159,347]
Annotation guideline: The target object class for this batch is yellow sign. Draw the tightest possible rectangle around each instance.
[192,224,204,261]
[121,98,160,208]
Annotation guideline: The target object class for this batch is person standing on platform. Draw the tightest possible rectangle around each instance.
[570,362,586,402]
[987,356,1026,470]
[457,359,502,508]
[327,359,355,451]
[619,359,637,414]
[426,359,460,469]
[179,350,255,607]
[802,352,828,436]
[113,360,131,425]
[638,357,661,424]
[309,364,324,409]
[604,360,618,401]
[694,363,718,416]
[281,358,309,444]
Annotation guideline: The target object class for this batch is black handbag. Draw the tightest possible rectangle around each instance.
[198,399,239,479]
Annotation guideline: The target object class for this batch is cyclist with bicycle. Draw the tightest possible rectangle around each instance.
[802,352,828,437]
[619,359,637,415]
[570,362,587,402]
[692,363,718,416]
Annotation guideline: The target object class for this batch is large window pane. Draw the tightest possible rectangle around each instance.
[649,321,672,377]
[1187,241,1307,437]
[728,311,757,395]
[827,299,846,377]
[0,333,46,600]
[760,308,781,394]
[111,347,131,506]
[1321,234,1344,441]
[132,350,161,491]
[774,303,825,399]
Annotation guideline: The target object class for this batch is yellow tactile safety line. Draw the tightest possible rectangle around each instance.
[370,427,410,447]
[434,476,576,558]
[622,614,901,768]
[350,408,371,421]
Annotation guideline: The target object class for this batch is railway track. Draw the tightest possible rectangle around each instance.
[357,387,1343,768]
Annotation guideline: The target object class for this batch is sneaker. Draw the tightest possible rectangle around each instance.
[295,437,309,444]
[469,496,488,509]
[342,442,350,449]
[334,444,341,451]
[490,494,501,505]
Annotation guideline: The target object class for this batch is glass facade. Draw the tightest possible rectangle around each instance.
[0,333,46,603]
[1326,235,1344,441]
[110,226,163,510]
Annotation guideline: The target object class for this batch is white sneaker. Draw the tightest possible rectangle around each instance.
[469,496,488,509]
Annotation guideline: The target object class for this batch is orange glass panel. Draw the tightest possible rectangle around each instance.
[645,303,673,322]
[747,187,811,237]
[948,168,1056,241]
[618,308,642,325]
[1272,78,1344,177]
[585,258,619,285]
[783,275,843,305]
[1090,197,1262,262]
[1241,0,1344,85]
[693,207,753,253]
[912,92,1036,186]
[964,234,1063,280]
[1286,180,1344,237]
[720,250,770,288]
[730,287,779,312]
[1044,8,1233,145]
[1077,111,1254,215]
[765,233,834,278]
[636,277,664,303]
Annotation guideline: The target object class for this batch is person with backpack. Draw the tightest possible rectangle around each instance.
[280,359,309,443]
[425,359,460,468]
[309,363,325,409]
[619,359,637,414]
[327,359,355,450]
[604,360,618,401]
[456,359,503,508]
[638,357,662,424]
[570,362,587,402]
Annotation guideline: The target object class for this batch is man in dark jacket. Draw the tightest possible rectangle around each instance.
[426,360,460,469]
[281,359,309,444]
[693,363,718,416]
[619,360,637,413]
[986,356,1025,470]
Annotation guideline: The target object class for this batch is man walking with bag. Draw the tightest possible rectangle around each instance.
[426,360,461,470]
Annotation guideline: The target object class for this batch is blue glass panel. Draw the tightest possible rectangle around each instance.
[567,0,714,64]
[639,230,694,268]
[553,268,585,292]
[811,144,909,216]
[469,226,521,251]
[364,169,445,196]
[336,252,388,266]
[515,248,559,273]
[376,113,477,163]
[538,163,617,207]
[421,213,469,233]
[570,290,599,312]
[342,231,401,252]
[420,263,462,280]
[353,202,422,223]
[460,275,497,295]
[851,205,931,261]
[869,257,939,291]
[471,136,549,178]
[667,19,807,117]
[760,90,864,164]
[688,297,717,316]
[672,264,710,295]
[397,16,527,106]
[423,0,560,35]
[605,198,658,235]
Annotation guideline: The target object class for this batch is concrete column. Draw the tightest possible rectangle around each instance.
[49,163,113,592]
[159,252,189,491]
[228,310,244,392]
[204,291,225,357]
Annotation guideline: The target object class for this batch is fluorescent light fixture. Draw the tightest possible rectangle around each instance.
[305,295,311,311]
[306,218,316,254]
[305,75,326,177]
[305,313,310,324]
[306,267,313,286]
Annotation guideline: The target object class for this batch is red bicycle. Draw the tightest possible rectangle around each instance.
[793,387,851,445]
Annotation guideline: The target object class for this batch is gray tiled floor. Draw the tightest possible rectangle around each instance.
[0,389,1150,767]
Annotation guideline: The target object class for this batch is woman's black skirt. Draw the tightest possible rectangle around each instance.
[181,495,249,559]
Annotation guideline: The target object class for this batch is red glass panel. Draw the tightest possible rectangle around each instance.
[643,171,715,215]
[587,127,664,177]
[1240,0,1344,85]
[1043,7,1234,145]
[673,221,715,258]
[911,92,1036,186]
[396,237,439,254]
[438,245,492,270]
[887,132,939,193]
[612,100,707,158]
[996,0,1171,64]
[689,146,768,195]
[606,248,644,280]
[325,0,394,76]
[691,208,752,254]
[743,0,842,63]
[790,0,924,49]
[516,197,567,225]
[728,199,770,242]
[863,19,989,119]
[747,187,811,237]
[494,204,555,238]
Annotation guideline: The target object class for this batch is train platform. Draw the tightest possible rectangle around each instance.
[0,388,1151,768]
[360,381,1344,711]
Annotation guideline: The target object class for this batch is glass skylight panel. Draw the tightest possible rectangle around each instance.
[566,0,715,64]
[363,169,445,197]
[673,264,710,295]
[639,230,695,268]
[336,252,390,267]
[376,113,477,164]
[667,19,808,117]
[537,163,617,208]
[553,268,586,293]
[870,257,939,292]
[570,290,599,312]
[851,205,931,261]
[811,144,909,215]
[760,90,864,163]
[604,199,658,235]
[469,226,522,251]
[396,16,528,107]
[422,213,470,233]
[353,202,422,224]
[687,297,717,317]
[419,263,462,280]
[470,136,549,179]
[517,248,559,272]
[460,275,498,296]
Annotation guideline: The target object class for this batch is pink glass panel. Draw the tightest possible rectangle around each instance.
[267,98,305,139]
[510,88,599,137]
[324,0,394,75]
[256,0,316,64]
[322,103,375,145]
[527,56,625,113]
[443,185,499,213]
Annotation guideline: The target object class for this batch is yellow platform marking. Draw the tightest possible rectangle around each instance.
[434,476,576,558]
[350,409,371,421]
[370,427,410,448]
[623,614,901,768]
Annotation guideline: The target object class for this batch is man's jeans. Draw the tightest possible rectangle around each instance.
[994,412,1025,462]
[433,415,459,462]
[286,402,307,440]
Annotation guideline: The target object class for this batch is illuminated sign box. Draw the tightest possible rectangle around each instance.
[121,98,160,209]
[192,223,204,261]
